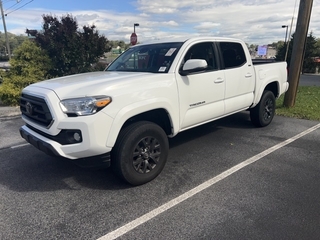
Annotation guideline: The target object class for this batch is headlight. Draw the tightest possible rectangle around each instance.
[60,96,112,116]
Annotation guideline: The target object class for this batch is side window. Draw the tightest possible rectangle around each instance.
[220,42,246,69]
[183,42,217,70]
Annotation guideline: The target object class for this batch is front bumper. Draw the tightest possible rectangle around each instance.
[20,126,60,156]
[20,125,111,168]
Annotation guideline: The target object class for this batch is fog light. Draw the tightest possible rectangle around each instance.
[74,132,81,142]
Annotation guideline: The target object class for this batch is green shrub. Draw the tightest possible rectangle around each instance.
[91,61,109,71]
[0,40,52,106]
[0,81,22,106]
[0,75,42,105]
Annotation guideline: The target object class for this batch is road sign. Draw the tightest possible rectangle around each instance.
[130,32,137,45]
[257,45,267,56]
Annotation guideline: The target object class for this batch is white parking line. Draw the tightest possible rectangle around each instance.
[97,123,320,240]
[10,143,30,149]
[0,143,29,151]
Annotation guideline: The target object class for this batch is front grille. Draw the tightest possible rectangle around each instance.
[20,93,53,128]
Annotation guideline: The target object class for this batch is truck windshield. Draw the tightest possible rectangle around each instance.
[106,42,183,73]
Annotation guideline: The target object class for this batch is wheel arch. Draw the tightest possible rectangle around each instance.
[252,80,279,107]
[123,109,173,135]
[106,103,176,148]
[264,81,279,98]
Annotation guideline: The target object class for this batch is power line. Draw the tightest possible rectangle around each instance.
[5,0,22,12]
[5,0,33,16]
[2,0,15,4]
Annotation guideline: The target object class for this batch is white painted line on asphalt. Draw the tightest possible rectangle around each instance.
[97,123,320,240]
[11,143,30,149]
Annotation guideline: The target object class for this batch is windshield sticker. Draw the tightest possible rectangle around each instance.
[159,67,167,72]
[165,48,177,56]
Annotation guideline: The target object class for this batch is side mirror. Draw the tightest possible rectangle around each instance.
[179,59,208,76]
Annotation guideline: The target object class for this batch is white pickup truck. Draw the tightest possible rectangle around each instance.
[19,37,288,185]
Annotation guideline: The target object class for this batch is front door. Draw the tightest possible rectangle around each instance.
[175,42,225,130]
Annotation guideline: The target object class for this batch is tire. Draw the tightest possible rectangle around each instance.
[250,90,276,127]
[111,121,169,185]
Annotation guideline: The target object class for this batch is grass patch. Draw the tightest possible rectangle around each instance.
[276,86,320,121]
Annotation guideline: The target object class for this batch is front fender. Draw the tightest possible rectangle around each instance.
[106,98,179,148]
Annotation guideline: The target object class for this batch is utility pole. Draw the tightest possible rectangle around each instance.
[0,0,11,60]
[283,0,313,107]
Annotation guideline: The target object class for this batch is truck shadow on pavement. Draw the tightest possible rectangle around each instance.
[169,111,254,148]
[0,149,130,192]
[0,112,254,192]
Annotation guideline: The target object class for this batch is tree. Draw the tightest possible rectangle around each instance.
[107,40,130,50]
[315,38,320,55]
[247,44,258,56]
[0,32,28,60]
[0,40,51,105]
[78,25,109,72]
[35,14,111,77]
[9,40,52,79]
[276,32,318,73]
[301,32,318,73]
[276,35,293,64]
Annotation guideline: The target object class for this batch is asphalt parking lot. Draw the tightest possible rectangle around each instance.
[1,112,320,240]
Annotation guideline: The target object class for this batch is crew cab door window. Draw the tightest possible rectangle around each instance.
[183,42,218,71]
[220,42,246,69]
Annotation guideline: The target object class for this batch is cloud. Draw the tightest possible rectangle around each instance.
[3,0,320,45]
[162,20,179,27]
[137,0,219,13]
[75,14,100,22]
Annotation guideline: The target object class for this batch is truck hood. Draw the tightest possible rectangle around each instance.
[27,71,163,100]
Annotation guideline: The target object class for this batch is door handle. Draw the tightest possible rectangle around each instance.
[214,78,224,83]
[245,73,253,78]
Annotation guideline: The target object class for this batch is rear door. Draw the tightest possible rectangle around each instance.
[218,41,255,113]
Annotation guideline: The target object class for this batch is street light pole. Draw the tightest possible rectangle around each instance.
[134,23,139,33]
[0,0,11,60]
[282,25,288,44]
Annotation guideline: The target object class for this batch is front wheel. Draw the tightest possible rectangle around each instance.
[250,90,276,127]
[111,121,169,185]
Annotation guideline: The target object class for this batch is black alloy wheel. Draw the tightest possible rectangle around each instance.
[112,121,169,185]
[250,90,276,127]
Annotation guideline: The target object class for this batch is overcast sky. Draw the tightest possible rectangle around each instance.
[2,0,320,45]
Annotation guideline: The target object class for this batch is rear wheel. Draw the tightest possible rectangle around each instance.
[111,121,169,185]
[250,90,275,127]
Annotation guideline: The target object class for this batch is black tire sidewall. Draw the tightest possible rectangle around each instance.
[251,91,275,127]
[113,122,169,185]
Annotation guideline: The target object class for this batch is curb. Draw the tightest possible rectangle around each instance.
[0,106,21,120]
[0,114,21,121]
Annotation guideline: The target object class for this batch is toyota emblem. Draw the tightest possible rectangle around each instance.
[26,102,34,115]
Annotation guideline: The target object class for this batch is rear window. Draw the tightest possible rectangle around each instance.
[220,42,247,69]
